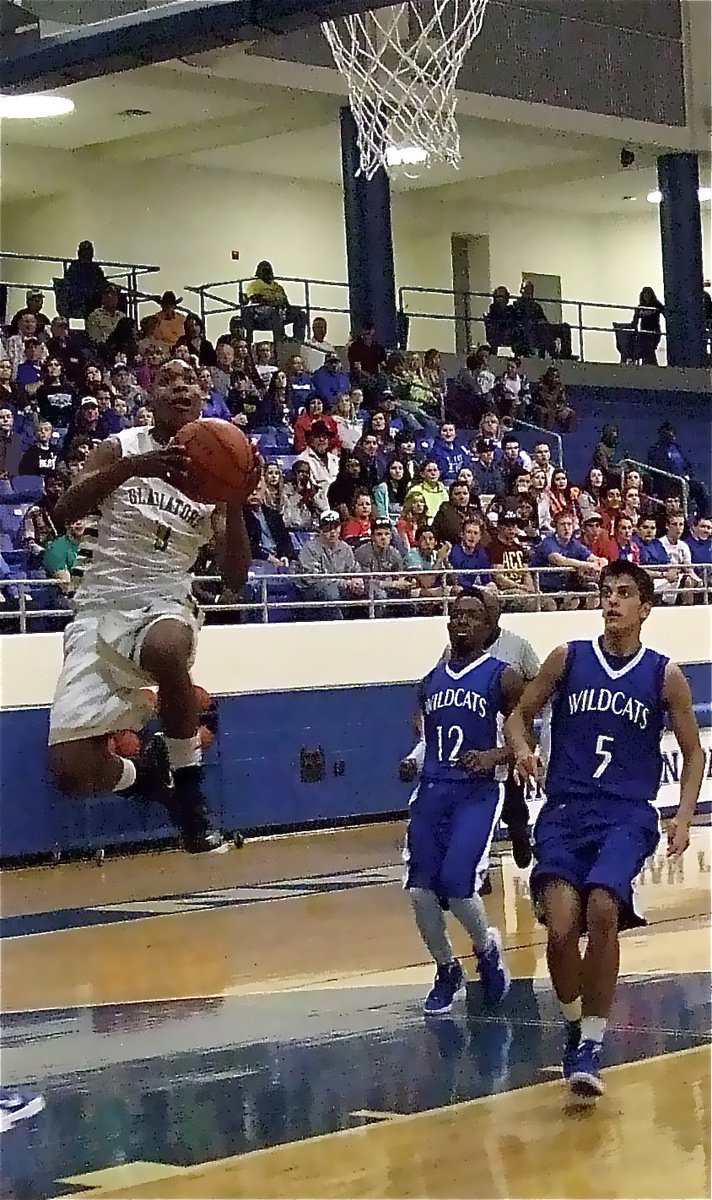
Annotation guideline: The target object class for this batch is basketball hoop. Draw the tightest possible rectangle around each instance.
[322,0,489,180]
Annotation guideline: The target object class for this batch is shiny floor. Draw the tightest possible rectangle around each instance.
[1,822,710,1199]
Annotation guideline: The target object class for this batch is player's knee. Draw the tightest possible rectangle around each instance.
[586,888,619,936]
[140,621,193,683]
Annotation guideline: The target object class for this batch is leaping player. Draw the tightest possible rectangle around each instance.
[399,589,524,1015]
[47,360,257,853]
[505,560,703,1096]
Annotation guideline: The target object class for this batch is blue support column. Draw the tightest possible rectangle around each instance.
[340,106,399,348]
[657,153,706,368]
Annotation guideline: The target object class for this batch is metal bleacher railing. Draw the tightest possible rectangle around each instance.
[0,251,161,324]
[619,458,691,519]
[184,275,351,335]
[1,565,709,634]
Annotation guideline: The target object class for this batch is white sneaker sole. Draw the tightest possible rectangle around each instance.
[569,1071,605,1098]
[0,1094,45,1133]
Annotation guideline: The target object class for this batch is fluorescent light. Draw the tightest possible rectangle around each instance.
[647,186,712,204]
[0,94,75,120]
[385,145,428,167]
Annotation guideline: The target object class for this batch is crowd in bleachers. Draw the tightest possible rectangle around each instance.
[0,250,710,628]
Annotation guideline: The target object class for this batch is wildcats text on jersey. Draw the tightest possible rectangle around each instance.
[423,688,488,718]
[123,486,206,528]
[566,688,650,730]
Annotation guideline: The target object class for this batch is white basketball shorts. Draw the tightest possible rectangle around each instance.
[48,600,203,746]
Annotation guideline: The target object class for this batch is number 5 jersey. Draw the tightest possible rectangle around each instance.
[545,638,669,807]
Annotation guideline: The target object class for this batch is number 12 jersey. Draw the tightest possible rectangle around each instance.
[419,653,508,789]
[546,638,669,807]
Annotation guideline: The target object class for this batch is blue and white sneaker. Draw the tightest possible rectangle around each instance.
[476,927,511,1006]
[569,1039,605,1097]
[0,1087,45,1133]
[424,960,465,1015]
[562,1020,581,1080]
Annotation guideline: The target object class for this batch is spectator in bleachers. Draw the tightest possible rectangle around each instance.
[633,287,665,365]
[403,352,441,420]
[430,420,466,484]
[483,286,515,354]
[312,354,350,408]
[353,431,388,490]
[578,465,605,524]
[22,470,65,558]
[64,438,93,478]
[373,458,409,522]
[455,464,476,493]
[530,511,606,606]
[580,511,615,560]
[396,491,429,550]
[18,420,57,478]
[43,518,86,597]
[610,513,641,564]
[685,515,712,567]
[61,397,101,458]
[633,515,669,567]
[404,526,451,606]
[9,289,50,336]
[364,410,395,456]
[285,355,313,416]
[531,441,554,486]
[134,345,166,394]
[500,434,532,493]
[659,513,702,605]
[328,453,365,518]
[7,313,46,379]
[496,357,530,417]
[63,241,107,318]
[341,488,375,546]
[0,359,19,410]
[511,281,548,357]
[591,423,620,478]
[0,407,24,477]
[477,410,502,447]
[134,405,153,428]
[449,516,491,590]
[111,364,146,409]
[45,317,84,386]
[348,325,387,393]
[647,421,710,518]
[255,369,288,428]
[392,429,420,487]
[151,291,185,349]
[36,357,76,426]
[215,315,247,351]
[175,313,216,367]
[243,478,294,566]
[331,393,363,452]
[82,361,104,394]
[253,341,278,388]
[293,396,338,454]
[14,338,45,401]
[304,316,335,355]
[282,460,320,531]
[405,459,449,523]
[211,343,235,397]
[86,284,123,346]
[232,338,264,393]
[657,494,684,536]
[262,462,285,513]
[470,436,506,499]
[529,466,556,533]
[431,479,480,547]
[600,483,622,536]
[105,316,141,366]
[296,509,365,615]
[451,346,496,427]
[512,491,540,549]
[547,467,579,525]
[422,349,447,413]
[296,421,339,512]
[530,366,577,432]
[242,261,307,345]
[0,552,20,609]
[355,519,412,606]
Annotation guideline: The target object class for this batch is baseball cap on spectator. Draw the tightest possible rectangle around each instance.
[582,511,603,524]
[500,508,519,524]
[325,353,341,365]
[395,430,415,447]
[26,288,44,301]
[80,396,99,408]
[319,510,341,527]
[372,517,391,531]
[476,437,496,453]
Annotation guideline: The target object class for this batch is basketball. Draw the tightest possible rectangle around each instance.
[175,419,259,505]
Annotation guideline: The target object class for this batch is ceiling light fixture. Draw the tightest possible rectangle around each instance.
[385,145,428,167]
[0,94,74,120]
[647,186,712,204]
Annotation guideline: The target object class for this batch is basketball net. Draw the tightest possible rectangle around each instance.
[322,0,489,180]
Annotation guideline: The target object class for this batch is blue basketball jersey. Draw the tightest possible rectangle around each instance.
[419,653,508,787]
[546,638,669,806]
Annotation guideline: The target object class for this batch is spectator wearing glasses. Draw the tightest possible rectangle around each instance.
[296,421,339,512]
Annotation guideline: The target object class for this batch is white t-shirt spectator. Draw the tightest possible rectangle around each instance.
[295,447,339,512]
[658,534,700,604]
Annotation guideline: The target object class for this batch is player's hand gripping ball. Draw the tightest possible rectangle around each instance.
[174,419,262,505]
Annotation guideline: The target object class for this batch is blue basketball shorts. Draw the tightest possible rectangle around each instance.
[530,794,660,930]
[404,778,503,900]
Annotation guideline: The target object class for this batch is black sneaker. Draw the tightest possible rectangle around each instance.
[172,764,228,855]
[129,732,174,803]
[507,820,533,869]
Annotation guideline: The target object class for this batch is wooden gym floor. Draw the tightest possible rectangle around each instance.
[1,820,710,1199]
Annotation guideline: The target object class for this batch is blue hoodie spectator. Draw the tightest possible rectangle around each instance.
[431,423,467,484]
[202,391,232,421]
[312,357,351,407]
[685,517,712,566]
[647,422,710,517]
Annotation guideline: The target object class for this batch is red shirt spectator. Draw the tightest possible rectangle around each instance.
[293,397,339,454]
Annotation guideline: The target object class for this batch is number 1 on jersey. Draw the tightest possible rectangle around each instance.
[593,734,614,779]
[436,724,464,766]
[154,523,172,552]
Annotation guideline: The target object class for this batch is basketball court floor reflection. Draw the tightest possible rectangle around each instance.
[1,821,709,1200]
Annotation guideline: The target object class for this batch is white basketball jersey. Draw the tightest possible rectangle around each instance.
[73,427,215,611]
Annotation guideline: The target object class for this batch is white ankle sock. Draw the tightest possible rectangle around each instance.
[560,998,582,1024]
[164,735,201,771]
[581,1015,607,1043]
[113,757,137,792]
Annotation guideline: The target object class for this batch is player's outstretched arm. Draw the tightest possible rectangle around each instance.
[504,645,568,782]
[212,503,252,598]
[53,438,190,528]
[664,662,704,858]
